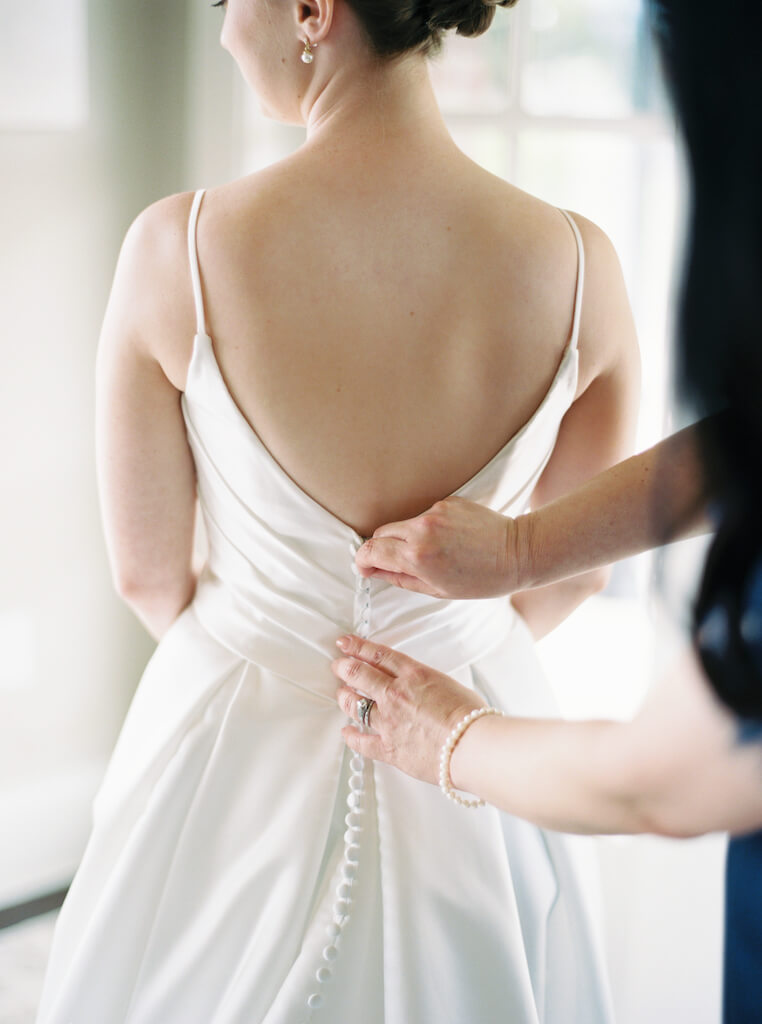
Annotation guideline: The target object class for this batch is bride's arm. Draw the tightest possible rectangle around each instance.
[509,216,640,638]
[96,197,199,641]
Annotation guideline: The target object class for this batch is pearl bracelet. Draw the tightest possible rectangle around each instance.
[439,707,504,808]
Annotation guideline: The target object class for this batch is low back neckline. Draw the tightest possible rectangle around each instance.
[183,188,584,539]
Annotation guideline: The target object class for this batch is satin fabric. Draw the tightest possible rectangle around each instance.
[36,198,613,1024]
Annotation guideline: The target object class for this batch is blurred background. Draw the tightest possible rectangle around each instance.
[0,0,723,1021]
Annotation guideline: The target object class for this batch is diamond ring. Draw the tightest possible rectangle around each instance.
[356,697,375,729]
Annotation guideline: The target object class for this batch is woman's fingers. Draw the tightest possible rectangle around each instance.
[355,497,517,600]
[334,638,484,784]
[332,637,426,718]
[334,635,412,676]
[331,656,390,703]
[336,684,378,725]
[356,567,434,595]
[341,725,387,761]
[355,535,413,576]
[368,518,416,540]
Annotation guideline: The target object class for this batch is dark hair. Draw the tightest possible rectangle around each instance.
[344,0,519,59]
[651,0,762,717]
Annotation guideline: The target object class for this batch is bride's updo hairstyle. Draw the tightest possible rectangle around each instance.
[345,0,519,58]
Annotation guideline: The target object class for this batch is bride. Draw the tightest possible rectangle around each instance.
[37,0,639,1021]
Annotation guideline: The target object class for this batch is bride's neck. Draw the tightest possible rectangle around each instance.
[302,53,452,157]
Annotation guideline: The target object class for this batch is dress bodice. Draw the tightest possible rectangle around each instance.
[181,189,584,702]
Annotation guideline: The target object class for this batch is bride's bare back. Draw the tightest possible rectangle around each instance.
[96,8,638,636]
[183,152,588,536]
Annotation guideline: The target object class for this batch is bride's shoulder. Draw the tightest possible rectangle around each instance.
[473,179,636,380]
[479,178,616,271]
[463,180,586,307]
[111,170,279,320]
[122,189,199,257]
[113,191,202,333]
[121,163,291,254]
[490,184,630,326]
[103,191,199,366]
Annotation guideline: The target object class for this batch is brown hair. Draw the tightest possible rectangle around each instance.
[345,0,519,58]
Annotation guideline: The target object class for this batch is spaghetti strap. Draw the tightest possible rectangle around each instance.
[560,209,585,351]
[188,189,208,337]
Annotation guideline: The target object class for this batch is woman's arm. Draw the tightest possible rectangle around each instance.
[509,217,641,636]
[96,199,199,640]
[514,421,710,589]
[332,637,762,837]
[354,424,710,599]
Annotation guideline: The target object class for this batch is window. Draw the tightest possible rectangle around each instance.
[0,0,88,130]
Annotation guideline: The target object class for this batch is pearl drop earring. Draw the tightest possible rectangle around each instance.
[301,39,315,64]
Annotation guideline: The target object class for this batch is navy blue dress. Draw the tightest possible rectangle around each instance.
[696,555,762,1022]
[725,829,762,1023]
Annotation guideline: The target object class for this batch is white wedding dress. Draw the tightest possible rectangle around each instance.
[37,191,614,1024]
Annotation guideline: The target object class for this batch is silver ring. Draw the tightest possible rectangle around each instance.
[356,697,375,729]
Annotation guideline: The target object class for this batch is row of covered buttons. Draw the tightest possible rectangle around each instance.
[300,540,370,1020]
[350,539,372,637]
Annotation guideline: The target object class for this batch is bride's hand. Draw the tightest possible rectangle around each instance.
[332,635,484,786]
[354,496,522,599]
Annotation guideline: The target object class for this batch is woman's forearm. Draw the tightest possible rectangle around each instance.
[449,713,654,835]
[356,424,712,601]
[449,649,762,838]
[334,637,762,840]
[514,423,711,592]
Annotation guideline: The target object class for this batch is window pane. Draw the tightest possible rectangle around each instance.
[522,0,662,118]
[239,86,304,172]
[430,16,514,115]
[0,0,88,129]
[448,123,512,178]
[516,129,642,250]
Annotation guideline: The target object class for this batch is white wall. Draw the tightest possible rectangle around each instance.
[0,0,233,906]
